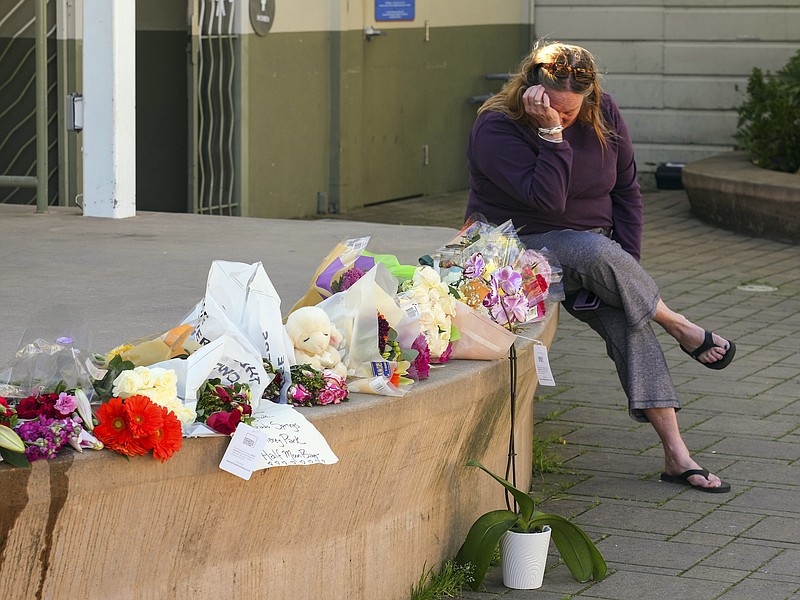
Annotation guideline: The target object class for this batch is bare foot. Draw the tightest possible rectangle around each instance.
[663,456,725,489]
[676,324,731,365]
[653,302,730,365]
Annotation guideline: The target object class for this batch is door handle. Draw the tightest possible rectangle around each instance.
[364,25,385,41]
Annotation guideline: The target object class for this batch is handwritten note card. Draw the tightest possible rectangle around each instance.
[250,403,339,470]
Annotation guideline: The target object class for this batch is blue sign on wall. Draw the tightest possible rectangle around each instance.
[375,0,415,22]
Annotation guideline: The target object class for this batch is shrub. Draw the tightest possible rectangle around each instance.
[735,49,800,174]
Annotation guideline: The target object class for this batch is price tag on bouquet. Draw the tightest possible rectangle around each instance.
[533,344,556,386]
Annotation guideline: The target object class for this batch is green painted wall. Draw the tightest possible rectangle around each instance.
[243,23,528,218]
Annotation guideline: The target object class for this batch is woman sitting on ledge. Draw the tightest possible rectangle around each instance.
[465,40,736,493]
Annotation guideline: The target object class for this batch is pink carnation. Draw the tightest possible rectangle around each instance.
[408,334,431,380]
[55,392,79,416]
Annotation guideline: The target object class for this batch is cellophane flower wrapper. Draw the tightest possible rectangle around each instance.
[449,300,518,360]
[317,263,412,395]
[104,324,199,368]
[288,237,375,313]
[0,309,97,402]
[509,247,565,323]
[362,252,419,284]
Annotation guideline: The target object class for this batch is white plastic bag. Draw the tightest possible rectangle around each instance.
[186,260,294,402]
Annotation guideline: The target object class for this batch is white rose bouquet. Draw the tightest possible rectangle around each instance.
[397,266,457,361]
[111,366,196,426]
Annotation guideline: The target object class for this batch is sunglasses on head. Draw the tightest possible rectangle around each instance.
[534,62,595,84]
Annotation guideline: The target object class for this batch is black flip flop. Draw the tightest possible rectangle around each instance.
[680,330,736,370]
[660,469,731,493]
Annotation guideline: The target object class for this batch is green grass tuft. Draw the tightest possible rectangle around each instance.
[410,560,473,600]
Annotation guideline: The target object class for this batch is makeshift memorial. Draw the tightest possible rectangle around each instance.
[195,379,255,435]
[317,262,415,396]
[94,394,183,462]
[456,460,606,590]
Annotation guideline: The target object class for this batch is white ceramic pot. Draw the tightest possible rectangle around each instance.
[499,526,552,589]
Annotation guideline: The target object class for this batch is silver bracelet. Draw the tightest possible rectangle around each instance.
[538,124,564,135]
[538,132,563,143]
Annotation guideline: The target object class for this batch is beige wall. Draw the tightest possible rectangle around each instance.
[534,0,800,174]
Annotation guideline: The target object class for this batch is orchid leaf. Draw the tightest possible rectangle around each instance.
[529,513,606,582]
[466,459,535,522]
[455,509,518,590]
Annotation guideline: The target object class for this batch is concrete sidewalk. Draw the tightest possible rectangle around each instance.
[331,189,800,599]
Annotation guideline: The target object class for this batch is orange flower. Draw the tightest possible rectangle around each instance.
[150,406,183,463]
[124,394,163,437]
[94,397,133,449]
[116,435,152,457]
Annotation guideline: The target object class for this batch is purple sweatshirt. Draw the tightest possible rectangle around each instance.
[465,93,643,260]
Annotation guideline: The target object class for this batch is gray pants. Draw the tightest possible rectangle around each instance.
[520,230,680,422]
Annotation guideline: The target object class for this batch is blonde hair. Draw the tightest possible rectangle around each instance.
[480,41,611,150]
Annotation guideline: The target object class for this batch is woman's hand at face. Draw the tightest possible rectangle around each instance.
[522,85,561,128]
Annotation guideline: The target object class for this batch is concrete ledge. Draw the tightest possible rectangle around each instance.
[0,318,555,600]
[683,151,800,244]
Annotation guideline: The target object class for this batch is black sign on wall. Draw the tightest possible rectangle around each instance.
[250,0,275,36]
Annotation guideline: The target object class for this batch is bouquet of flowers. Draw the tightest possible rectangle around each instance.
[287,364,349,407]
[195,379,255,435]
[109,364,197,427]
[437,217,563,331]
[396,266,457,362]
[94,394,183,462]
[1,387,103,465]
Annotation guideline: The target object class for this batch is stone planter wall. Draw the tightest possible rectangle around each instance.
[0,316,556,600]
[682,151,800,244]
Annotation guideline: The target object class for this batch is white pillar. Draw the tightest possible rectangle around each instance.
[82,0,136,218]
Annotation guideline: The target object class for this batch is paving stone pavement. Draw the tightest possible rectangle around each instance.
[331,188,800,600]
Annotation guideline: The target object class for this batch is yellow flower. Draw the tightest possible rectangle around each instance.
[105,343,134,363]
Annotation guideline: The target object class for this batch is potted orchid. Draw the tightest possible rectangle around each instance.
[456,460,606,590]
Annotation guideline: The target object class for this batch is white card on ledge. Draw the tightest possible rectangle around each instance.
[219,422,269,480]
[534,344,556,386]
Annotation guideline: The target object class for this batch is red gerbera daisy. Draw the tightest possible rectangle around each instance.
[94,396,133,450]
[116,435,152,457]
[150,406,183,463]
[123,394,163,437]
